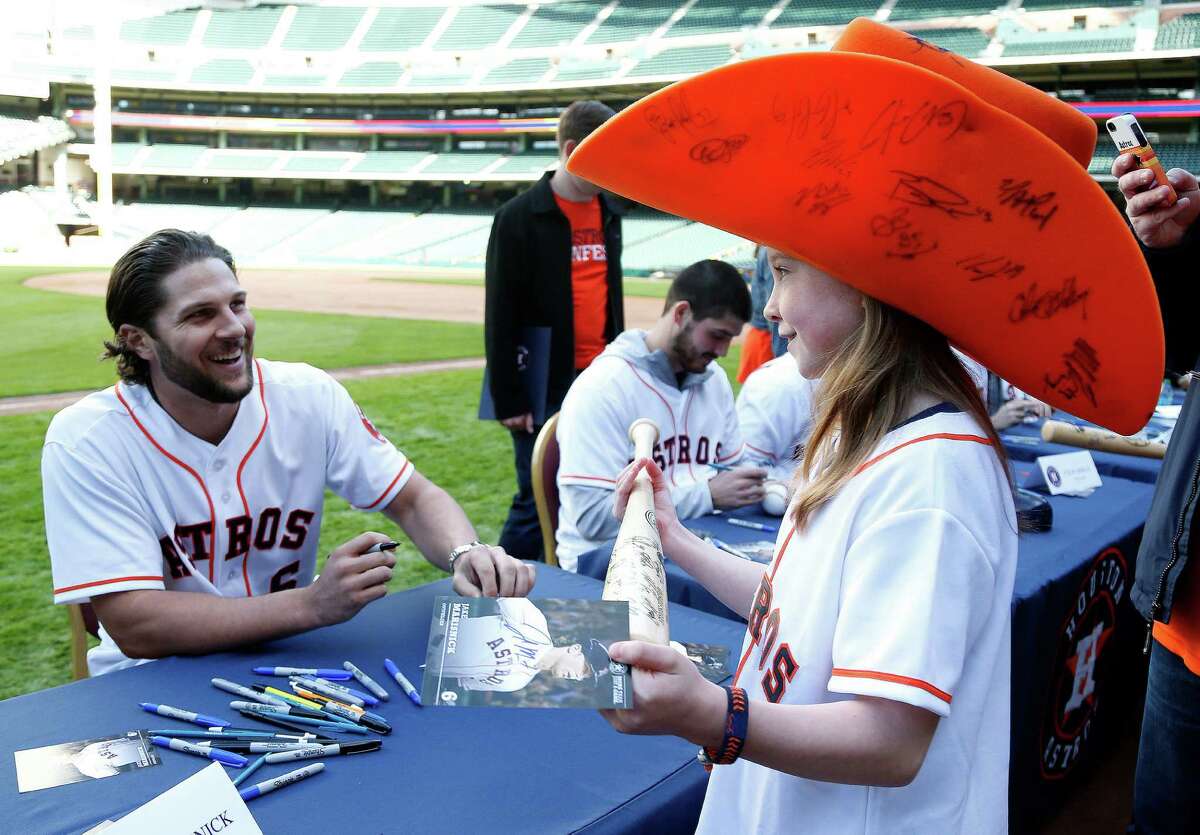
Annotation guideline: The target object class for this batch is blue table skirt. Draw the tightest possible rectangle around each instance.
[2,569,747,835]
[578,476,1157,829]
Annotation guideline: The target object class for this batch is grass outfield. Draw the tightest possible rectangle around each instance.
[0,266,484,398]
[1,351,741,699]
[372,274,673,298]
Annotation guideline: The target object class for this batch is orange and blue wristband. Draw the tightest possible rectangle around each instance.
[698,686,748,771]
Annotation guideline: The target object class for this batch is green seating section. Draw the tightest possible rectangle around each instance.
[263,73,326,88]
[190,59,255,86]
[282,155,351,173]
[913,28,991,58]
[623,219,753,272]
[510,3,600,48]
[111,69,177,86]
[121,10,197,45]
[351,151,431,174]
[340,61,405,87]
[1156,14,1200,50]
[627,45,732,78]
[207,151,277,173]
[203,6,283,50]
[408,67,475,88]
[481,58,552,85]
[282,6,366,51]
[434,4,525,51]
[888,0,1000,21]
[772,1,881,29]
[489,153,557,175]
[554,60,622,82]
[110,143,142,167]
[665,1,776,37]
[142,144,208,169]
[1003,36,1136,57]
[588,0,679,45]
[420,153,501,175]
[1021,0,1140,9]
[360,7,446,51]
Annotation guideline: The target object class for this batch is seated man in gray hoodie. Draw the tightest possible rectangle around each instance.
[553,259,765,570]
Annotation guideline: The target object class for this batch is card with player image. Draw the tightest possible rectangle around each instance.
[421,596,633,709]
[15,731,160,793]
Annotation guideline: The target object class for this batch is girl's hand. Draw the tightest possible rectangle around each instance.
[599,641,727,747]
[612,457,687,551]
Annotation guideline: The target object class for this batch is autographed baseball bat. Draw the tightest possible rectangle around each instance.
[602,418,670,645]
[1041,420,1166,459]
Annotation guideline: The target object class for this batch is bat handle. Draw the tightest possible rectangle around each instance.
[628,418,660,462]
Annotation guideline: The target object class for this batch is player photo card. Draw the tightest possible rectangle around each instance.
[422,596,633,709]
[672,641,732,684]
[15,731,160,793]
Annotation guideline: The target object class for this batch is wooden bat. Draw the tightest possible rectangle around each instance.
[602,418,670,645]
[1041,420,1166,459]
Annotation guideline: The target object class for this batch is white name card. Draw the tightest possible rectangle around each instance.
[1037,450,1102,496]
[94,762,263,835]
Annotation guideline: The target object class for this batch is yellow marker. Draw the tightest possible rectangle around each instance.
[293,687,364,717]
[1106,113,1177,206]
[265,686,322,711]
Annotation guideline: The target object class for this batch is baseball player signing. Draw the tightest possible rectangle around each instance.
[567,17,1162,835]
[44,229,532,677]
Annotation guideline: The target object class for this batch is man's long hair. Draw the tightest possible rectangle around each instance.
[102,229,235,386]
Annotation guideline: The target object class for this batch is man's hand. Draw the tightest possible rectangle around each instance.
[1113,154,1200,248]
[991,397,1052,430]
[306,532,396,627]
[500,413,534,434]
[453,544,536,598]
[599,641,727,747]
[708,467,768,509]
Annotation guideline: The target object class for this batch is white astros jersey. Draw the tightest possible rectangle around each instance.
[555,330,744,570]
[735,356,817,482]
[698,408,1017,834]
[431,599,553,692]
[42,359,414,676]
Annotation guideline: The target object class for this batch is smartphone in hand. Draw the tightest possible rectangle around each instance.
[1106,113,1177,206]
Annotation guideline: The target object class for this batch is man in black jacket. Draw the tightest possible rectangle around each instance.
[1114,153,1200,835]
[484,101,624,561]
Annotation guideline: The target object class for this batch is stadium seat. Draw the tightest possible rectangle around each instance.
[190,59,255,86]
[1156,14,1200,51]
[587,0,680,45]
[887,0,1001,21]
[531,413,562,568]
[510,2,601,48]
[340,61,405,87]
[553,59,623,83]
[203,6,284,50]
[912,27,991,58]
[68,603,99,681]
[120,9,197,45]
[282,6,366,51]
[772,1,882,29]
[664,0,777,38]
[433,4,525,51]
[626,45,733,78]
[1021,0,1133,9]
[481,58,553,86]
[360,7,447,51]
[1002,36,1136,57]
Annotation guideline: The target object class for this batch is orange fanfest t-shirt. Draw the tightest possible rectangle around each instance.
[554,192,608,370]
[1153,541,1200,675]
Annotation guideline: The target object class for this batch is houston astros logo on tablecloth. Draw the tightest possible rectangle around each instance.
[1039,547,1127,779]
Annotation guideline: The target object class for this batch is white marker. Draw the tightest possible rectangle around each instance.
[344,660,390,701]
[263,739,381,763]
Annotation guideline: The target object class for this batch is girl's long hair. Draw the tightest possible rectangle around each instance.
[790,297,1008,531]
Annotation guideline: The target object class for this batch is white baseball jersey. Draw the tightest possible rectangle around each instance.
[43,359,414,676]
[430,599,553,692]
[698,407,1017,834]
[555,329,743,571]
[735,356,817,482]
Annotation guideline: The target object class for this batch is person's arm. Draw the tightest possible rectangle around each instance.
[382,471,535,598]
[91,532,397,660]
[484,209,532,424]
[602,642,938,786]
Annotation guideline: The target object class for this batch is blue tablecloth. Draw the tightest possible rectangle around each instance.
[2,569,747,835]
[578,475,1157,829]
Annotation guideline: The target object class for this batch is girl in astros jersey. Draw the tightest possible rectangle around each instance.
[571,18,1164,835]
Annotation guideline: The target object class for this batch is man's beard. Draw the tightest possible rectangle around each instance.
[156,340,254,404]
[669,324,714,374]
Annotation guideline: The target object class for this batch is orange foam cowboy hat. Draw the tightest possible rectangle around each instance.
[568,18,1164,435]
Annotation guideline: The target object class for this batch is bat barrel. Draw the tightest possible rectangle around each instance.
[1040,419,1166,459]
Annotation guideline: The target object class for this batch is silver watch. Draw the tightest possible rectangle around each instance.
[447,540,485,572]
